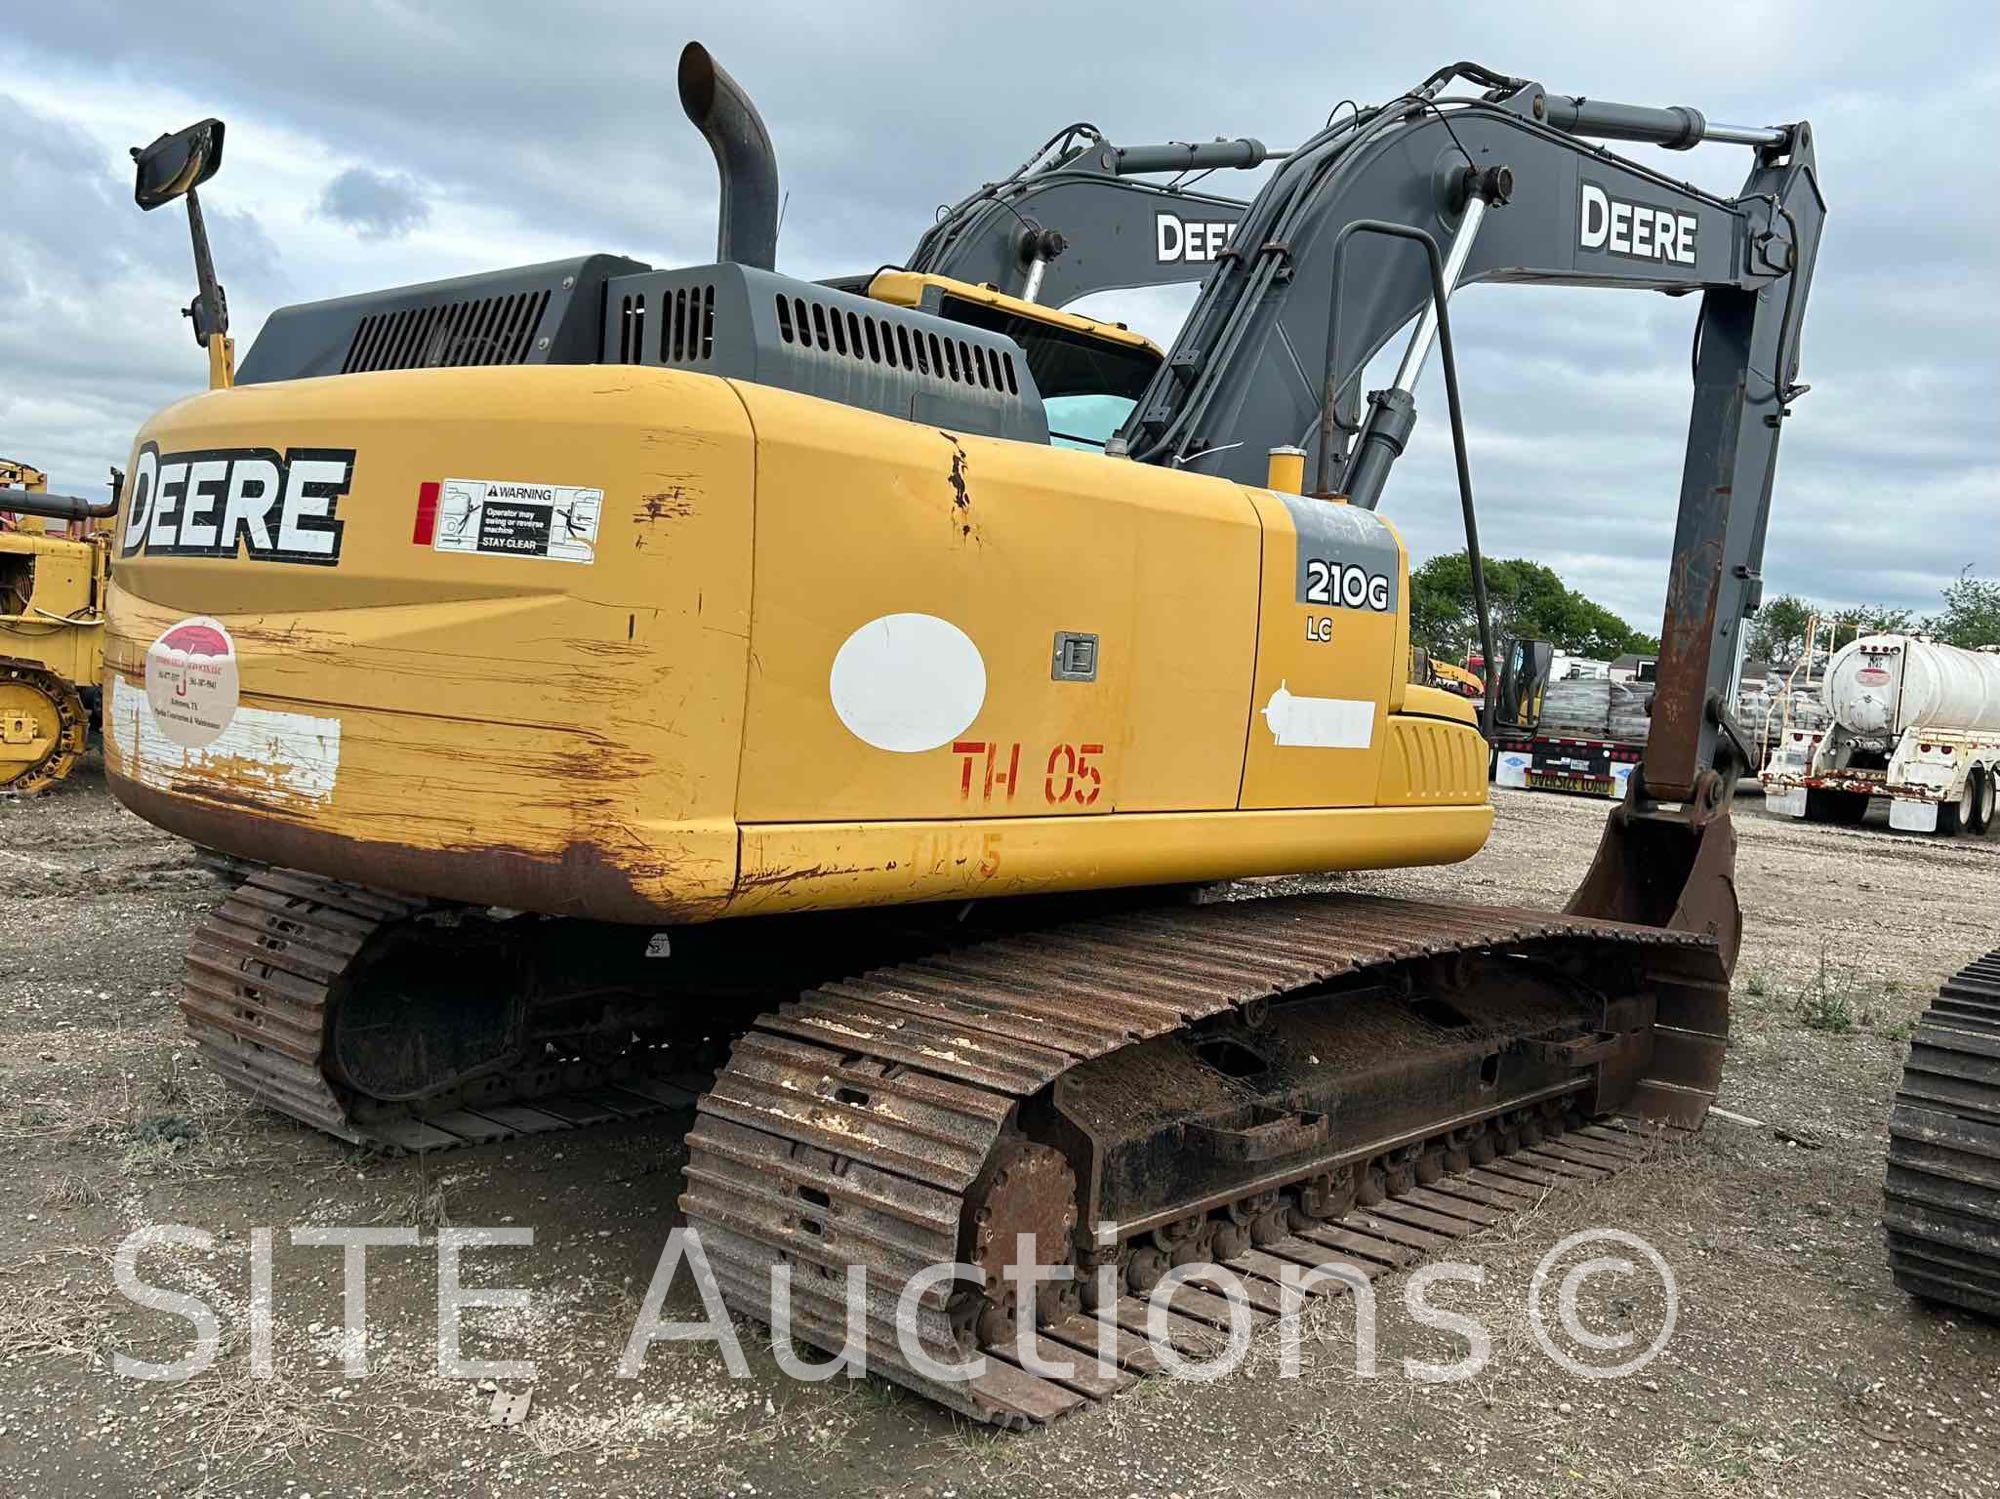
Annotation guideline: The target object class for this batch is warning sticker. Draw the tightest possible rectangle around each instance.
[144,616,240,749]
[433,479,603,564]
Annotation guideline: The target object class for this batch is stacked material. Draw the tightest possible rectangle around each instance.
[1737,687,1828,741]
[1538,676,1652,742]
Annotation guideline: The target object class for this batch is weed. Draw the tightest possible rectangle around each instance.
[132,1112,198,1147]
[1787,943,1869,1034]
[120,1113,201,1177]
[401,1163,453,1229]
[153,1046,190,1107]
[42,1171,100,1208]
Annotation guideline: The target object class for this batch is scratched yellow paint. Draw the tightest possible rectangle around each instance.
[730,802,1490,917]
[104,366,755,914]
[103,358,1490,924]
[731,380,1263,821]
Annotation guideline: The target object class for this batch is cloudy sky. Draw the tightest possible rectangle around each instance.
[2,1,1993,633]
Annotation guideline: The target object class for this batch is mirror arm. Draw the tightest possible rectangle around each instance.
[182,188,234,389]
[183,188,228,345]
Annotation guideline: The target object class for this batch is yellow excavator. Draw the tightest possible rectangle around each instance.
[1425,655,1486,700]
[0,457,118,793]
[59,47,1824,1423]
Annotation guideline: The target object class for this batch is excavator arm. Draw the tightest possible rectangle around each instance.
[1115,66,1822,815]
[900,68,1822,825]
[1098,66,1822,968]
[902,66,1821,967]
[905,125,1264,304]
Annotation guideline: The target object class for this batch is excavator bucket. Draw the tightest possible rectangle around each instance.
[1568,767,1742,976]
[1564,766,1738,1129]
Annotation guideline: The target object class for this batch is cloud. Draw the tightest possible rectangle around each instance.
[0,1,1992,638]
[317,166,429,240]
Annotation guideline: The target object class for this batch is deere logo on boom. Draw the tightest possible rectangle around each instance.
[1578,181,1698,267]
[120,442,354,565]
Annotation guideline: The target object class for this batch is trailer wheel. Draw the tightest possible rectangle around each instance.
[1970,766,1995,836]
[1939,778,1974,836]
[1804,788,1869,825]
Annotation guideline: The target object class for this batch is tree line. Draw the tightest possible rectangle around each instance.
[1747,570,2000,670]
[1410,553,1659,662]
[1412,552,2000,671]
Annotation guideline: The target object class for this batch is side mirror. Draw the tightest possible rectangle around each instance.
[132,119,225,211]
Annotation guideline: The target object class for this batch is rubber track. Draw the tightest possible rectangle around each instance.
[681,890,1726,1426]
[181,869,710,1152]
[1885,946,2000,1316]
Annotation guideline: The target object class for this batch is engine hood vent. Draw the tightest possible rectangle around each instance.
[234,254,648,385]
[343,289,550,373]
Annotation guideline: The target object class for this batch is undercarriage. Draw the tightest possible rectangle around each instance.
[184,868,1728,1424]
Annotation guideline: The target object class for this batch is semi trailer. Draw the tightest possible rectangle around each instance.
[1764,634,2000,835]
[1492,670,1654,798]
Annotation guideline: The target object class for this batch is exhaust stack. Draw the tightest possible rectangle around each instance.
[678,42,780,271]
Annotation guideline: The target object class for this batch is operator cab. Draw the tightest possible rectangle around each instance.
[863,271,1161,452]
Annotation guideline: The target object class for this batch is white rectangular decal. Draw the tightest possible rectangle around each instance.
[433,478,603,564]
[1261,685,1375,750]
[109,677,340,807]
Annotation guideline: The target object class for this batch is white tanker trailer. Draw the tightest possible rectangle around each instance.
[1764,634,2000,834]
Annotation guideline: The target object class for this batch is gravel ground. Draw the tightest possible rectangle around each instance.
[1,757,1996,1497]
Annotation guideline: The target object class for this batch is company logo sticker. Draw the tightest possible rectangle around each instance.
[144,616,240,749]
[121,443,352,565]
[1578,182,1698,267]
[1154,213,1236,264]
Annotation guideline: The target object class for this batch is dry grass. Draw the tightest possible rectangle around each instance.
[393,1163,455,1230]
[0,1261,114,1366]
[145,1370,354,1494]
[41,1169,101,1208]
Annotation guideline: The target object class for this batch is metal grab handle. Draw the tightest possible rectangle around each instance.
[1187,1109,1329,1162]
[1319,211,1498,735]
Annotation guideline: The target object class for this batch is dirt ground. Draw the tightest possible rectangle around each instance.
[2,757,1997,1498]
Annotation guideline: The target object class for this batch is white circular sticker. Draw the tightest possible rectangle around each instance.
[145,615,240,749]
[828,613,986,753]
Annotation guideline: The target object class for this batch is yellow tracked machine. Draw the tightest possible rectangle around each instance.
[96,48,1822,1422]
[0,457,118,792]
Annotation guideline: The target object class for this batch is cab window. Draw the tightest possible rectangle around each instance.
[937,293,1159,453]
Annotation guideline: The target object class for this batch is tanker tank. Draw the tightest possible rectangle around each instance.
[1823,634,2000,738]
